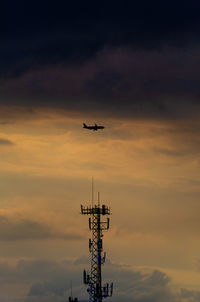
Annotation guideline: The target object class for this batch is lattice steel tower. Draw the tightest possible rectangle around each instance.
[81,193,113,302]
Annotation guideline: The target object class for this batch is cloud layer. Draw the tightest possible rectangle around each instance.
[1,1,200,77]
[1,45,200,119]
[0,257,198,302]
[0,211,82,241]
[1,1,200,119]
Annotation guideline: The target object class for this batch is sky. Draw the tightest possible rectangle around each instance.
[1,1,200,301]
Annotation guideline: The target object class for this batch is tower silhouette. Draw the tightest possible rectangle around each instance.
[81,193,113,302]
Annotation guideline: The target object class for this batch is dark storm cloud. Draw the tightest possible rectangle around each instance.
[1,1,200,119]
[2,45,200,119]
[1,0,200,77]
[0,215,82,241]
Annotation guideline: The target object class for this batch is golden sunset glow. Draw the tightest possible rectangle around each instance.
[0,106,200,301]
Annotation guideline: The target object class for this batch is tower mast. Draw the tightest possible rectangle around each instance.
[81,194,113,302]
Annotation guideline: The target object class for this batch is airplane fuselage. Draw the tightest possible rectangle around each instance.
[83,123,105,131]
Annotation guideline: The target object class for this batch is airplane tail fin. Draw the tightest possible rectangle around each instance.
[83,123,87,128]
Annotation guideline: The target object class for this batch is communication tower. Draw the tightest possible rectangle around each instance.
[81,193,113,302]
[68,281,78,302]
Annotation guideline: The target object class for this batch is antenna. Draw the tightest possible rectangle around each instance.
[68,280,78,302]
[92,177,94,207]
[70,280,73,299]
[81,193,113,302]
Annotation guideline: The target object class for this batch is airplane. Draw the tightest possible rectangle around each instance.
[83,123,105,131]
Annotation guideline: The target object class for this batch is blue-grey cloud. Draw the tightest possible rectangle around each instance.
[27,265,173,302]
[25,259,178,302]
[0,257,199,302]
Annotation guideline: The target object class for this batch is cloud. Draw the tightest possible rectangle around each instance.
[153,148,185,157]
[27,260,200,302]
[0,138,14,145]
[0,257,199,302]
[192,258,200,272]
[180,288,200,302]
[0,2,200,120]
[1,45,200,120]
[0,214,82,241]
[1,1,200,78]
[103,264,175,302]
[0,258,85,302]
[27,263,174,302]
